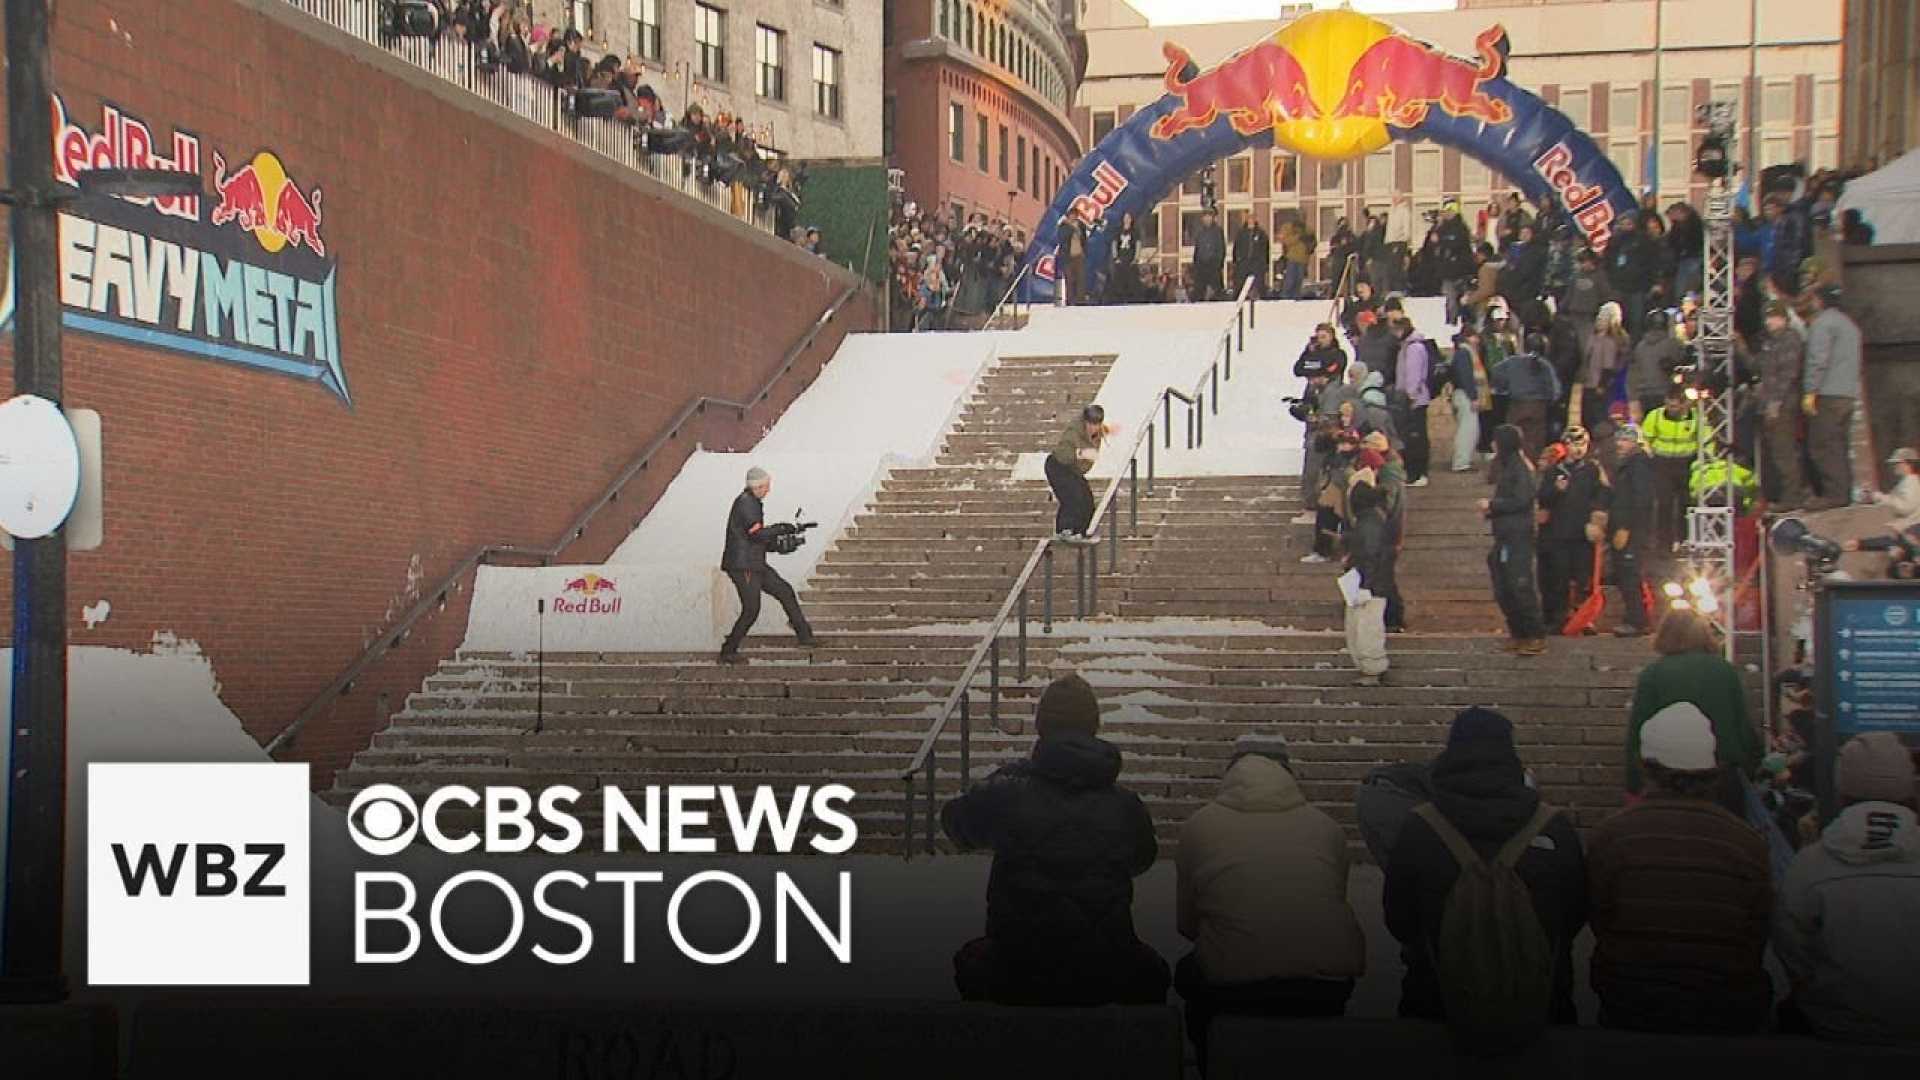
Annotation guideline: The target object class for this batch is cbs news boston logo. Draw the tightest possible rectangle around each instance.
[87,763,311,985]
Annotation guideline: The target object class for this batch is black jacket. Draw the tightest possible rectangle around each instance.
[1500,240,1548,304]
[1357,326,1399,385]
[721,489,773,571]
[1607,231,1656,295]
[1383,740,1588,1024]
[1538,456,1610,543]
[1609,452,1654,542]
[1295,343,1348,381]
[943,733,1157,968]
[1193,223,1226,268]
[1232,226,1271,280]
[1346,510,1396,597]
[1488,457,1539,549]
[1561,269,1613,322]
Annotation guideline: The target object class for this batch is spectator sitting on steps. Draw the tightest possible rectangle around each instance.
[1175,733,1364,1071]
[1587,702,1773,1035]
[944,674,1169,1006]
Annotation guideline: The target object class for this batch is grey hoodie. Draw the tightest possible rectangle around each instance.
[1773,801,1920,1043]
[1176,755,1367,984]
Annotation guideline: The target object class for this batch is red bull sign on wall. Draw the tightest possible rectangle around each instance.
[0,96,348,405]
[1017,10,1637,304]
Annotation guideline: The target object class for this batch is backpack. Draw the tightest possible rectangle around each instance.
[1383,386,1415,435]
[1423,340,1452,397]
[1410,801,1559,1055]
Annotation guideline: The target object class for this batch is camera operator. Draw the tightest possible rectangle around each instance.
[719,467,818,664]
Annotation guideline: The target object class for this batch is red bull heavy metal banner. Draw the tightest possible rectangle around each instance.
[1018,10,1636,303]
[0,96,348,404]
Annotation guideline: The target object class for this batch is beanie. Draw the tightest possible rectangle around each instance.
[1838,732,1918,804]
[1640,702,1718,771]
[1230,731,1291,770]
[1035,674,1101,739]
[1362,431,1390,452]
[1447,707,1513,748]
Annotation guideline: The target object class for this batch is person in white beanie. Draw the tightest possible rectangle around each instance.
[1774,731,1920,1043]
[1585,702,1773,1034]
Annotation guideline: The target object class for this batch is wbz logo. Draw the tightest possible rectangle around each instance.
[87,763,311,985]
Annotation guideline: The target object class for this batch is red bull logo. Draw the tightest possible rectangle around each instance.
[213,150,326,257]
[554,573,621,615]
[1147,11,1514,161]
[1066,161,1130,229]
[1533,141,1616,250]
[1151,41,1316,140]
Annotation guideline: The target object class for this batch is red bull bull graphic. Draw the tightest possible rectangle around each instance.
[1015,9,1635,304]
[554,573,622,615]
[0,96,349,405]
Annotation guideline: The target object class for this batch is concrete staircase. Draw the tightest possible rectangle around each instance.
[328,357,1650,855]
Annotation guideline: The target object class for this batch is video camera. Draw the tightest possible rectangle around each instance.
[1281,395,1313,423]
[1769,517,1844,576]
[764,511,819,556]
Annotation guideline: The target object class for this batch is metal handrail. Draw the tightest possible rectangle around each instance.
[264,284,864,758]
[984,262,1033,329]
[1326,254,1360,327]
[896,275,1260,856]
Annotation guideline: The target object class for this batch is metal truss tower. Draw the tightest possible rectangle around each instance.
[1684,101,1740,658]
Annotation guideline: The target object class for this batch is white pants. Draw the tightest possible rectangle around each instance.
[1344,596,1390,676]
[1451,388,1480,472]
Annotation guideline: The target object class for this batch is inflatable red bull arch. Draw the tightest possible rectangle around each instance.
[1018,9,1637,303]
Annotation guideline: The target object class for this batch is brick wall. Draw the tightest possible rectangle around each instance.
[0,0,877,785]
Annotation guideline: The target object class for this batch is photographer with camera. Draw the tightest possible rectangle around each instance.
[719,467,818,665]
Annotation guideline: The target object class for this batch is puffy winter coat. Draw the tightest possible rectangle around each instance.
[942,733,1158,970]
[1487,455,1540,548]
[1627,331,1686,405]
[1383,739,1588,1024]
[1538,456,1611,543]
[1774,801,1920,1043]
[1177,755,1367,984]
[1586,795,1774,1034]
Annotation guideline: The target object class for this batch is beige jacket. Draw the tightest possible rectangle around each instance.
[1176,755,1367,984]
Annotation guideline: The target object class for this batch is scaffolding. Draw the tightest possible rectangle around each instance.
[1684,101,1741,659]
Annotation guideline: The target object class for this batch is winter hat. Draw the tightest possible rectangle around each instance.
[1035,674,1101,739]
[1362,431,1390,452]
[1640,702,1718,771]
[1355,449,1386,471]
[1838,732,1918,804]
[744,466,770,487]
[1492,424,1524,458]
[1348,362,1370,383]
[1563,426,1590,450]
[1231,731,1292,770]
[1447,707,1514,748]
[1615,423,1644,445]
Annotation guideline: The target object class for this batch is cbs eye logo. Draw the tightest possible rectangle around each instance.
[348,784,421,856]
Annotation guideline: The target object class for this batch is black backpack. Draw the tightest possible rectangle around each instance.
[1423,339,1452,398]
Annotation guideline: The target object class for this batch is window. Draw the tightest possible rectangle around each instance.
[1364,150,1393,193]
[1814,133,1837,170]
[1459,154,1490,193]
[883,0,892,46]
[1558,87,1589,130]
[1319,162,1344,192]
[1761,80,1793,128]
[1610,86,1640,134]
[1093,110,1116,142]
[977,114,988,171]
[939,0,949,39]
[572,0,595,34]
[1031,144,1040,197]
[1413,147,1441,193]
[629,0,660,61]
[1661,84,1690,130]
[964,5,974,51]
[1761,134,1792,169]
[1227,156,1251,195]
[951,102,965,162]
[1016,133,1027,188]
[1180,210,1205,248]
[1610,140,1639,187]
[1815,79,1839,124]
[1139,209,1159,250]
[1273,154,1297,194]
[813,44,842,119]
[998,124,1009,180]
[1659,138,1689,189]
[694,4,727,82]
[756,25,786,101]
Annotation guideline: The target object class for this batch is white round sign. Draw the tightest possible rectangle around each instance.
[0,394,82,540]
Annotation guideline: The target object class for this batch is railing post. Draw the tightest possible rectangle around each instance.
[1075,547,1087,617]
[1089,541,1100,613]
[1237,309,1245,355]
[1147,430,1155,495]
[902,775,914,860]
[1187,400,1196,450]
[987,639,1000,746]
[1129,457,1139,534]
[961,687,974,788]
[1249,294,1256,328]
[925,736,937,856]
[1108,500,1119,574]
[1018,587,1029,680]
[1197,394,1206,446]
[1163,394,1172,449]
[1043,546,1055,633]
[1226,333,1234,381]
[1211,364,1220,414]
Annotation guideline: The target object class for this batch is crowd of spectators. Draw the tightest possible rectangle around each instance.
[380,1,803,236]
[885,195,1027,331]
[941,668,1919,1063]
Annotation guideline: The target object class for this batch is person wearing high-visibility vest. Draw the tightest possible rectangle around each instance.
[1641,384,1699,553]
[1689,444,1761,515]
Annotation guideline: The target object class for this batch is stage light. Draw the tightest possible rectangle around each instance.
[1663,582,1684,600]
[1687,579,1714,600]
[1694,133,1730,180]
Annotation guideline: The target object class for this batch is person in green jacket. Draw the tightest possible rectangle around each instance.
[1624,609,1763,814]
